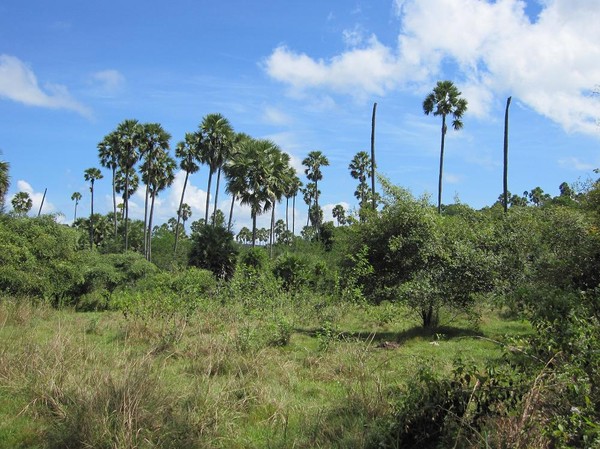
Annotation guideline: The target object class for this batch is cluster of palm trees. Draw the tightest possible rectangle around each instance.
[79,114,308,258]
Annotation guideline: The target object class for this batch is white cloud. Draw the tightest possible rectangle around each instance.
[263,106,292,126]
[13,180,56,215]
[90,69,125,96]
[264,0,600,135]
[558,157,596,171]
[0,54,92,117]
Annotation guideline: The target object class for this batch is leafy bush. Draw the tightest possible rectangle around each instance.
[189,223,238,280]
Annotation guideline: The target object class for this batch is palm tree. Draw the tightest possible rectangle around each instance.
[98,131,120,236]
[332,204,346,226]
[0,151,9,212]
[115,119,142,250]
[145,151,176,261]
[71,192,82,222]
[349,151,372,208]
[237,139,275,246]
[199,113,234,225]
[302,182,318,227]
[288,175,302,236]
[115,169,139,220]
[11,191,32,216]
[223,133,252,232]
[139,123,171,257]
[174,132,201,254]
[423,80,468,213]
[84,167,103,249]
[180,203,192,233]
[302,151,329,228]
[265,148,291,256]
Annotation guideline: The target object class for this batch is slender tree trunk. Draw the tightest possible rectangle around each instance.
[174,170,189,254]
[227,194,235,231]
[285,197,289,231]
[124,166,130,251]
[437,115,447,214]
[143,184,150,257]
[73,201,78,222]
[204,170,213,223]
[147,193,156,262]
[111,167,117,237]
[251,210,257,247]
[371,102,377,210]
[503,97,512,214]
[269,200,275,258]
[38,188,47,217]
[89,183,94,250]
[292,194,296,236]
[212,167,222,227]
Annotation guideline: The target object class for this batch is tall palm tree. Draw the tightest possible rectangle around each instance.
[84,167,103,249]
[288,175,302,236]
[265,148,291,256]
[302,182,318,227]
[98,131,120,237]
[71,191,82,222]
[199,113,234,225]
[115,169,139,220]
[0,151,9,212]
[237,139,275,246]
[503,96,512,214]
[349,151,372,208]
[145,151,176,261]
[302,150,329,228]
[139,123,171,257]
[423,80,468,214]
[115,119,142,250]
[332,204,346,226]
[223,132,252,231]
[174,132,201,253]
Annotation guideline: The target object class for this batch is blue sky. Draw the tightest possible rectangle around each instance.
[1,0,599,232]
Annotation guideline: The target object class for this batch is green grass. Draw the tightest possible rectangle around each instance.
[0,297,532,449]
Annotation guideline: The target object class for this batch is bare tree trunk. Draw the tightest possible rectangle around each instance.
[147,193,156,262]
[503,97,512,214]
[370,102,377,210]
[228,194,235,231]
[437,115,447,214]
[38,188,47,217]
[204,170,213,223]
[212,167,222,227]
[174,171,189,255]
[111,167,117,237]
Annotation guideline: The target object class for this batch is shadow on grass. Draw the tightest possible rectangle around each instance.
[296,325,483,345]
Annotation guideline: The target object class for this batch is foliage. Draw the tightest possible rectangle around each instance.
[188,222,238,280]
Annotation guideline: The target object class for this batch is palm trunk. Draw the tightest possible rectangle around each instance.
[124,167,130,251]
[437,115,446,214]
[212,167,222,227]
[147,192,156,262]
[285,197,289,231]
[269,200,275,258]
[251,210,257,247]
[73,201,78,222]
[228,194,236,231]
[174,170,189,255]
[38,188,47,217]
[143,183,150,257]
[371,102,377,210]
[111,166,117,237]
[292,194,296,235]
[204,170,213,223]
[89,182,94,249]
[503,97,512,214]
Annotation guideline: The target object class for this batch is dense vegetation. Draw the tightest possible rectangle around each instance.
[1,88,600,446]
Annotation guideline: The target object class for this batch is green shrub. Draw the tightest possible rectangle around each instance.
[189,223,238,280]
[273,253,310,291]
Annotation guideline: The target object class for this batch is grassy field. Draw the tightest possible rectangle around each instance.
[0,296,531,449]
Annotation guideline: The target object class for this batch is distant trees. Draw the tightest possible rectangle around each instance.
[423,80,468,214]
[84,167,103,249]
[71,192,82,222]
[11,191,32,216]
[302,151,329,229]
[349,151,373,211]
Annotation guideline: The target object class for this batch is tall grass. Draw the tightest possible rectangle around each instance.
[0,296,529,449]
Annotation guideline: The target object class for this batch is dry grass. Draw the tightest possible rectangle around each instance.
[0,298,527,449]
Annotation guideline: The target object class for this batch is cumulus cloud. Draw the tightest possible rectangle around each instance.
[264,0,600,135]
[0,54,91,117]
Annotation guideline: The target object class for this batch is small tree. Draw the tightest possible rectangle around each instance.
[11,191,32,216]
